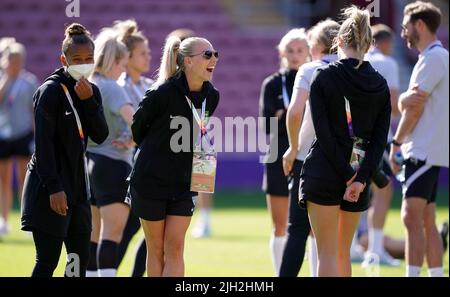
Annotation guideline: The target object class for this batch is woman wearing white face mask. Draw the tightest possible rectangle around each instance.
[21,23,109,277]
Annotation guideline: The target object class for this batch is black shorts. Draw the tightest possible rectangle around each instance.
[0,131,34,159]
[299,176,371,212]
[402,158,441,203]
[87,152,131,207]
[21,170,92,238]
[130,186,196,221]
[262,137,289,196]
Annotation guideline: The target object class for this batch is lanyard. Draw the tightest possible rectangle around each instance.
[280,74,290,109]
[5,77,23,107]
[126,76,146,103]
[60,83,91,200]
[344,96,355,139]
[185,96,213,151]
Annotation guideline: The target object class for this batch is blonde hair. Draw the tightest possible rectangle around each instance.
[333,6,372,69]
[0,38,26,66]
[93,29,128,76]
[307,19,340,54]
[277,28,308,68]
[155,36,209,86]
[113,19,148,56]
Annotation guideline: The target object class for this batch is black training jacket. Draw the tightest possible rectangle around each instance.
[130,72,220,199]
[28,68,108,204]
[302,58,391,185]
[259,69,297,136]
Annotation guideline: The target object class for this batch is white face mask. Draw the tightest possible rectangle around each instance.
[65,61,95,81]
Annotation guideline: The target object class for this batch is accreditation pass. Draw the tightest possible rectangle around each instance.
[191,151,217,193]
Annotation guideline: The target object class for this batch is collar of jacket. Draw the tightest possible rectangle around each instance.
[169,71,212,101]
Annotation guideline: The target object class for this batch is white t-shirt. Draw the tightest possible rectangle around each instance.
[365,48,399,90]
[365,48,400,141]
[401,40,449,167]
[294,54,338,161]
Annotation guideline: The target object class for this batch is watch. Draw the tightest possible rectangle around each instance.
[391,139,402,146]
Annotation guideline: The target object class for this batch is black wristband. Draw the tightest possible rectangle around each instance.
[391,139,402,146]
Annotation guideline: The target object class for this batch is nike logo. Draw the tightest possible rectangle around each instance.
[65,111,73,116]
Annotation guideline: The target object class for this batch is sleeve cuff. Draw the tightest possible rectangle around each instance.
[355,169,370,185]
[46,180,63,195]
[343,165,356,183]
[81,96,99,110]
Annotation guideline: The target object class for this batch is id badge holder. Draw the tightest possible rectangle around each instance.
[190,149,217,193]
[350,137,366,171]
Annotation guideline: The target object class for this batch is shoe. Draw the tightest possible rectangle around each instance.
[191,223,211,238]
[350,244,365,262]
[0,219,10,237]
[362,250,400,268]
[440,221,449,252]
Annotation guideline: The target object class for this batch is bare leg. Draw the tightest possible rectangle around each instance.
[424,203,443,269]
[140,218,165,277]
[402,198,427,269]
[162,215,192,277]
[337,210,361,277]
[307,201,340,277]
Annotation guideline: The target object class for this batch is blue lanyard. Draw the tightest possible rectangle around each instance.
[281,74,290,109]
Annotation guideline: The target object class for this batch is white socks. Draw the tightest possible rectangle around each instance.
[308,236,318,277]
[368,228,384,254]
[85,270,98,277]
[270,235,286,276]
[406,265,421,277]
[200,209,211,227]
[428,267,444,277]
[406,266,444,277]
[98,269,117,277]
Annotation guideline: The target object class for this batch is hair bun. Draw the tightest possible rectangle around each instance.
[114,19,138,39]
[65,23,90,37]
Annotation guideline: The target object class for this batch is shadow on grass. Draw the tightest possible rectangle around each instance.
[214,187,449,209]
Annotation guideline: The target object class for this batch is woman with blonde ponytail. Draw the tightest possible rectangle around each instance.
[129,36,220,276]
[299,6,391,276]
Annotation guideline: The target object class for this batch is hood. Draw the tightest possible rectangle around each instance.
[170,71,213,107]
[44,67,78,88]
[327,58,388,103]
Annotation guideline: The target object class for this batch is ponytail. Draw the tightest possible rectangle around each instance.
[333,6,372,69]
[155,36,182,86]
[155,36,208,86]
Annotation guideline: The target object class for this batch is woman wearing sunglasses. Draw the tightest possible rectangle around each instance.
[129,36,219,276]
[259,28,310,275]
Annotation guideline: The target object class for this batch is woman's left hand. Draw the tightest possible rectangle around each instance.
[344,182,366,203]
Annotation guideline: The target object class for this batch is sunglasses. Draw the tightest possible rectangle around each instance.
[189,50,219,60]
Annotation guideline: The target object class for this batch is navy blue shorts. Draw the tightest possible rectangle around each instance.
[0,131,34,159]
[87,152,131,207]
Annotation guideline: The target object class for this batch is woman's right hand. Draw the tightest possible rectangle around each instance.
[282,147,298,176]
[49,191,68,216]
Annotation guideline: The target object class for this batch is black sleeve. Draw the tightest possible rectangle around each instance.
[82,85,109,144]
[259,77,278,134]
[309,71,356,182]
[355,90,391,184]
[34,84,63,195]
[132,88,167,146]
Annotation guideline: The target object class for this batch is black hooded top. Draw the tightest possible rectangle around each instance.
[302,58,391,185]
[28,68,108,204]
[259,68,297,137]
[130,72,220,199]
